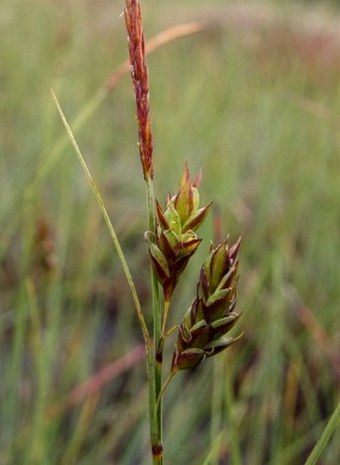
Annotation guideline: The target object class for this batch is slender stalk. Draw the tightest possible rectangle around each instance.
[155,299,171,421]
[156,372,176,410]
[161,300,171,338]
[124,0,165,458]
[146,178,162,350]
[210,357,224,465]
[156,299,171,365]
[304,402,340,465]
[201,432,225,465]
[146,177,163,464]
[225,362,242,465]
[146,346,162,465]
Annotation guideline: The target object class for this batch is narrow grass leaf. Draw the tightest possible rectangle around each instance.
[304,402,340,465]
[50,89,150,348]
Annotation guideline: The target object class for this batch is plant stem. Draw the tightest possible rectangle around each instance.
[304,402,340,465]
[156,300,173,369]
[156,372,176,410]
[161,300,171,338]
[146,176,163,464]
[225,359,242,465]
[210,357,224,465]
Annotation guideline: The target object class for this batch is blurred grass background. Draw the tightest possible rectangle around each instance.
[0,0,339,464]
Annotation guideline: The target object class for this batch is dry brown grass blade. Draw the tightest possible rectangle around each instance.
[105,21,209,91]
[295,304,328,346]
[284,91,340,129]
[295,304,339,382]
[31,20,209,191]
[45,344,145,420]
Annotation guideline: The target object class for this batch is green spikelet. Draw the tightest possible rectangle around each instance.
[171,237,242,372]
[145,163,211,300]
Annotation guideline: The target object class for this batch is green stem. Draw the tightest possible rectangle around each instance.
[161,300,171,338]
[304,402,340,465]
[155,299,172,412]
[225,363,242,465]
[156,372,176,410]
[210,357,224,465]
[146,176,163,464]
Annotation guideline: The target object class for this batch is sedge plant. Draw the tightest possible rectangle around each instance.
[54,0,243,463]
[124,1,242,462]
[52,1,340,463]
[125,1,340,460]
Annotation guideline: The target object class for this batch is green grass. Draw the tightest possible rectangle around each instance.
[1,0,339,464]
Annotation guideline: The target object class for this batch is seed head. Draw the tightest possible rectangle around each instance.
[124,0,153,180]
[146,164,211,300]
[171,237,242,371]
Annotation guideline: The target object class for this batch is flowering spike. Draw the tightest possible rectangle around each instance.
[171,238,242,371]
[146,164,210,300]
[124,0,153,180]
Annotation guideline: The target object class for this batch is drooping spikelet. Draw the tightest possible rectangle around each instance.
[171,237,242,371]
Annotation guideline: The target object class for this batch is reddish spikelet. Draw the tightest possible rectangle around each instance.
[124,0,153,180]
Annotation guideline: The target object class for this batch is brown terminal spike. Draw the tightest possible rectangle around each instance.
[124,0,153,180]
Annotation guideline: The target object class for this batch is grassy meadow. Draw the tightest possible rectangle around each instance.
[1,0,339,464]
